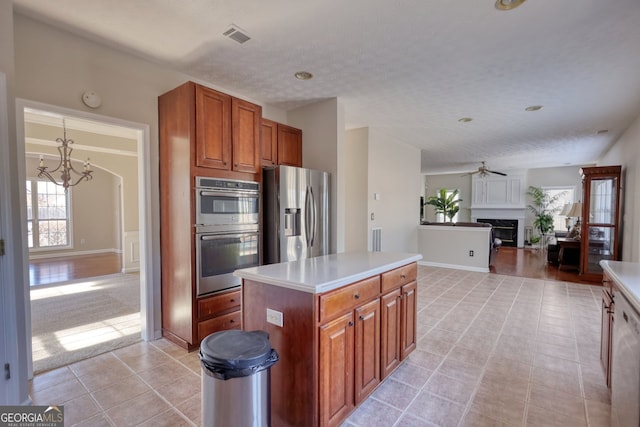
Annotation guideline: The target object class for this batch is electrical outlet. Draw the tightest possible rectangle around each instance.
[469,250,474,257]
[266,308,284,327]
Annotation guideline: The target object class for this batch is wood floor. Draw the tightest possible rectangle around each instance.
[491,246,600,285]
[29,252,122,286]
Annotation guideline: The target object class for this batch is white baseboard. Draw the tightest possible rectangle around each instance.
[122,266,140,274]
[418,260,489,273]
[29,248,119,260]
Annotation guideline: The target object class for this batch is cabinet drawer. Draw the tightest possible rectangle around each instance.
[198,290,241,320]
[381,263,417,293]
[319,276,380,323]
[198,310,241,341]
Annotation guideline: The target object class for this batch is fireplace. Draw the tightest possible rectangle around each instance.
[478,218,518,247]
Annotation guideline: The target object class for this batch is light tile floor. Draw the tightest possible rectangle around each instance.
[30,266,609,426]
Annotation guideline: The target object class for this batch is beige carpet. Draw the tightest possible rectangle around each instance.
[30,273,142,374]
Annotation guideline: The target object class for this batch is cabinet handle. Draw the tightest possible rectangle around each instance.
[230,299,235,303]
[354,293,360,299]
[359,315,365,321]
[229,319,235,323]
[348,321,354,327]
[401,274,406,279]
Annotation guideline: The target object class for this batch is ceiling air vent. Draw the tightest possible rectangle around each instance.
[223,25,251,44]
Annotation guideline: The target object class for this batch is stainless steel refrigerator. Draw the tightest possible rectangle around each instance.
[263,165,329,264]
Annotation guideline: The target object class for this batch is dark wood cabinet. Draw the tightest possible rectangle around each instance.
[401,281,417,359]
[354,299,380,404]
[579,165,622,281]
[261,119,303,167]
[159,81,259,349]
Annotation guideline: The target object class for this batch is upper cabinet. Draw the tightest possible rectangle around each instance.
[579,165,622,281]
[261,119,303,168]
[471,175,525,208]
[194,84,261,173]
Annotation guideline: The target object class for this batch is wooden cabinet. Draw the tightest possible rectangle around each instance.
[261,119,303,167]
[579,166,622,281]
[319,312,354,427]
[159,81,259,349]
[601,271,615,387]
[242,262,417,427]
[195,85,261,173]
[318,277,380,426]
[380,264,417,379]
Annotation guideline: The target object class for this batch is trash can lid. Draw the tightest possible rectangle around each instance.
[200,330,272,370]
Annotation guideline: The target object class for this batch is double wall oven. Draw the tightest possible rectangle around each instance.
[195,177,260,297]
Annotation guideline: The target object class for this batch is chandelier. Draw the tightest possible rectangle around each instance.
[37,119,93,191]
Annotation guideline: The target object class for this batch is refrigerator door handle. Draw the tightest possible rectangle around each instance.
[309,186,316,247]
[305,186,316,248]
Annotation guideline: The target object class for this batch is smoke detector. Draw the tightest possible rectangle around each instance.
[223,25,251,44]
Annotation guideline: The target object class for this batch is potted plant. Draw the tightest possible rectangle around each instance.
[424,189,462,222]
[526,186,564,243]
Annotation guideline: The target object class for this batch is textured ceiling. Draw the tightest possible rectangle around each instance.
[12,0,640,174]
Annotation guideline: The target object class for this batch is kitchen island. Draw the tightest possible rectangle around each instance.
[234,252,422,427]
[599,260,640,426]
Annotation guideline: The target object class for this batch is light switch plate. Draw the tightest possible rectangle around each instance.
[266,308,284,327]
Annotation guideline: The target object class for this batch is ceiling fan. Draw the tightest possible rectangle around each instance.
[462,161,507,177]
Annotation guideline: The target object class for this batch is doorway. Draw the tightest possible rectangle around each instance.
[16,99,155,376]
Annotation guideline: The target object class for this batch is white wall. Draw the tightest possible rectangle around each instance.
[423,173,473,222]
[417,225,492,272]
[599,112,640,262]
[288,98,345,253]
[345,128,369,251]
[368,129,421,253]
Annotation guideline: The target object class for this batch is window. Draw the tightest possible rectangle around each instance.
[434,189,460,223]
[27,180,71,249]
[543,186,575,233]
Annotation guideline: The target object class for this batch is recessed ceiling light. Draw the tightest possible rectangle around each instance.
[525,105,543,111]
[294,71,313,80]
[597,129,609,134]
[495,0,526,10]
[458,117,473,123]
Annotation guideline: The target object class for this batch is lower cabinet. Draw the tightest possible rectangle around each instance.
[600,272,615,387]
[196,289,242,342]
[319,298,381,427]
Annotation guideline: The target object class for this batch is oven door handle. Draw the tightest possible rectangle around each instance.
[200,232,258,241]
[199,190,258,198]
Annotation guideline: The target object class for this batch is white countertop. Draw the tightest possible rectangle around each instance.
[600,260,640,310]
[234,252,423,294]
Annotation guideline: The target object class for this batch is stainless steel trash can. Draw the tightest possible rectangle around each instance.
[200,330,279,427]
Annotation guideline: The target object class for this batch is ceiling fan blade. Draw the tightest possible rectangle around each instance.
[488,170,507,176]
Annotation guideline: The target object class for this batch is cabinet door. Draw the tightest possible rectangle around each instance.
[600,289,613,387]
[277,124,302,167]
[354,299,380,404]
[231,98,261,173]
[401,281,417,359]
[261,118,278,166]
[319,312,354,427]
[380,289,401,379]
[195,85,231,170]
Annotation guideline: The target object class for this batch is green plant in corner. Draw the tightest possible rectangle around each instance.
[425,188,462,222]
[526,186,564,239]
